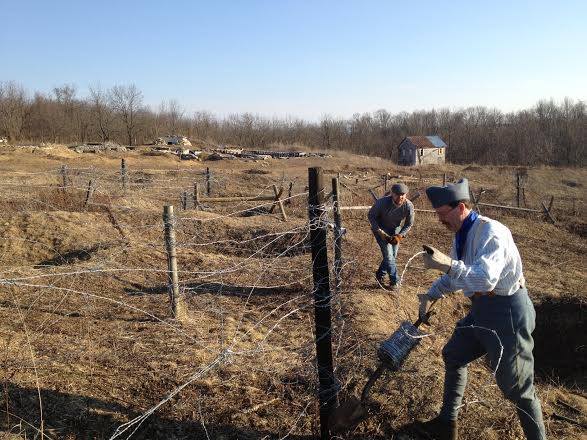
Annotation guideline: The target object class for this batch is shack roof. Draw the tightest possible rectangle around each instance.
[401,135,447,149]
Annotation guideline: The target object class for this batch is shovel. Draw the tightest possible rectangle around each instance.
[329,300,437,434]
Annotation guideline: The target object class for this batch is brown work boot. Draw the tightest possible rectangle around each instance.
[414,416,458,440]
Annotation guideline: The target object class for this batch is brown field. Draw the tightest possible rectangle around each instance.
[0,144,585,440]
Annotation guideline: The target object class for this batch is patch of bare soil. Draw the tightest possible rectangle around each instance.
[0,148,585,439]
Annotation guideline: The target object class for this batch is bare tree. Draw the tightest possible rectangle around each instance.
[109,84,143,146]
[166,99,184,135]
[52,84,77,142]
[0,81,29,141]
[89,84,114,142]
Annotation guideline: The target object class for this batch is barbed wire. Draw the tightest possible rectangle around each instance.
[0,165,564,440]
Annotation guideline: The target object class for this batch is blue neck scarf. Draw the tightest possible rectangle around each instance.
[455,211,478,260]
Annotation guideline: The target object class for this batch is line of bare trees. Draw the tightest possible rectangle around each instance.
[0,80,585,166]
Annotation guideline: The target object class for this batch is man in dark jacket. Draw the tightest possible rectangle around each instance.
[368,182,415,289]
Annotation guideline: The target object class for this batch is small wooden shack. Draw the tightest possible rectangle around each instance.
[397,135,446,166]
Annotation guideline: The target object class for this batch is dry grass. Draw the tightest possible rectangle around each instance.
[0,145,585,439]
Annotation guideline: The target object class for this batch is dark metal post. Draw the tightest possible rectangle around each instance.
[332,177,343,295]
[206,167,211,196]
[163,206,180,317]
[308,167,336,440]
[121,159,127,192]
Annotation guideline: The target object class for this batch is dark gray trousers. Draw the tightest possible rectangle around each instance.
[439,288,546,440]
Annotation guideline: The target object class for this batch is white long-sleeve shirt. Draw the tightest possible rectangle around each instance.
[427,215,524,299]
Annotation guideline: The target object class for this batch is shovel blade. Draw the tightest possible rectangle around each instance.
[328,396,370,434]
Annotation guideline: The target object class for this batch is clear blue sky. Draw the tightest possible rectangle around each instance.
[1,0,585,120]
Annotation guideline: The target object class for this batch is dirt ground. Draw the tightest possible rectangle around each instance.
[0,144,585,439]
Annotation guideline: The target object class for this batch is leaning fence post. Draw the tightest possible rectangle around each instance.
[308,167,336,440]
[286,181,293,205]
[83,179,94,209]
[541,199,556,224]
[272,184,287,221]
[121,159,127,192]
[163,206,180,317]
[332,177,343,295]
[206,167,211,196]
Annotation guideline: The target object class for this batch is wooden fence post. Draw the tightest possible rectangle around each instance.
[470,188,482,215]
[271,184,287,221]
[516,171,522,207]
[541,199,557,224]
[60,164,68,192]
[83,179,94,209]
[383,174,388,193]
[206,167,211,196]
[181,191,188,210]
[286,181,293,205]
[163,206,180,317]
[332,177,343,295]
[308,167,336,440]
[121,159,127,192]
[194,182,200,210]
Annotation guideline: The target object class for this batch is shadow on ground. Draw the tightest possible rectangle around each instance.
[1,383,316,440]
[125,281,303,298]
[533,293,586,387]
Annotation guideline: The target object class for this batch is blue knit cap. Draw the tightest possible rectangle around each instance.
[426,178,470,208]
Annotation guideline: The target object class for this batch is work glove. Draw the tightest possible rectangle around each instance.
[422,245,452,274]
[417,293,433,324]
[390,234,403,245]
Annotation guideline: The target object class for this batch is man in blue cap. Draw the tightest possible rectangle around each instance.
[368,182,414,289]
[415,178,546,440]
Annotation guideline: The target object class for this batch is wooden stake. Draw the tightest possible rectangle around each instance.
[194,182,200,210]
[163,206,180,317]
[286,181,293,205]
[272,184,287,221]
[181,191,188,210]
[470,188,482,215]
[541,200,556,224]
[83,179,94,209]
[516,171,521,208]
[60,164,68,192]
[206,167,211,196]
